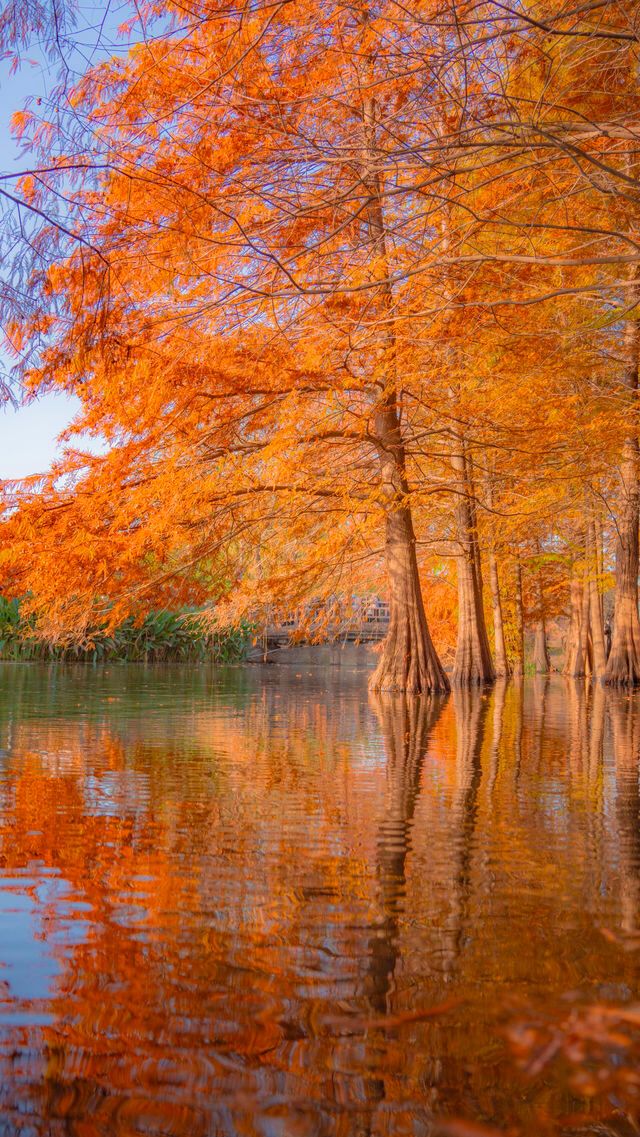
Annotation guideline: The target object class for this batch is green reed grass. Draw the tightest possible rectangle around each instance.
[0,598,252,663]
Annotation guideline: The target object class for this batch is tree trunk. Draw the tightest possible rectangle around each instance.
[587,514,607,679]
[532,562,550,674]
[488,551,510,678]
[359,67,448,695]
[532,622,550,674]
[605,430,640,684]
[451,446,495,687]
[466,452,485,606]
[485,471,510,678]
[596,514,605,626]
[605,272,640,686]
[564,546,589,678]
[512,559,525,679]
[370,508,450,694]
[563,575,586,676]
[582,564,593,678]
[605,475,640,685]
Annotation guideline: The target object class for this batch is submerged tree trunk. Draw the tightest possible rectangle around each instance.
[605,270,640,686]
[359,66,448,694]
[512,559,525,679]
[451,445,495,687]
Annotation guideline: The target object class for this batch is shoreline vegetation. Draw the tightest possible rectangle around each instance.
[0,598,252,664]
[0,595,566,674]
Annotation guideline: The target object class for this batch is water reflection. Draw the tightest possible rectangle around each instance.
[368,694,446,1017]
[0,664,639,1134]
[611,692,640,935]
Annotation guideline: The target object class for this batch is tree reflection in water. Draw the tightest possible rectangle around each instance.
[0,665,638,1134]
[611,693,640,936]
[368,693,447,1017]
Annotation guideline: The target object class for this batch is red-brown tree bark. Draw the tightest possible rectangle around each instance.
[587,514,607,679]
[564,564,589,678]
[532,556,550,674]
[484,472,510,678]
[512,559,525,679]
[563,529,599,679]
[370,507,450,694]
[451,446,495,687]
[605,270,640,686]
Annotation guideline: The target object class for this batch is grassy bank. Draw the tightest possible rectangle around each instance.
[0,599,252,663]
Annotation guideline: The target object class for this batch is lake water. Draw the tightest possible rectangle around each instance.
[0,658,639,1136]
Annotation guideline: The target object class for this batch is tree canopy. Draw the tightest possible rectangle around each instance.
[1,0,640,690]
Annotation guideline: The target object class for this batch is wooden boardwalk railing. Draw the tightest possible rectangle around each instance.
[260,598,390,645]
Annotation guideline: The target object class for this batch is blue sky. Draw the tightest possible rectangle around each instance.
[1,393,83,479]
[0,48,74,479]
[0,3,129,479]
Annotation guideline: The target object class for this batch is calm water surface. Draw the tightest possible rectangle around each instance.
[1,658,640,1136]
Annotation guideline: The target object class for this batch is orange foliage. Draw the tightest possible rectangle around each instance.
[0,0,637,671]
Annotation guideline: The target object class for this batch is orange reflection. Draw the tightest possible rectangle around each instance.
[0,665,638,1134]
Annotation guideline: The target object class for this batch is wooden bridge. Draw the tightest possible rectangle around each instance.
[258,597,390,647]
